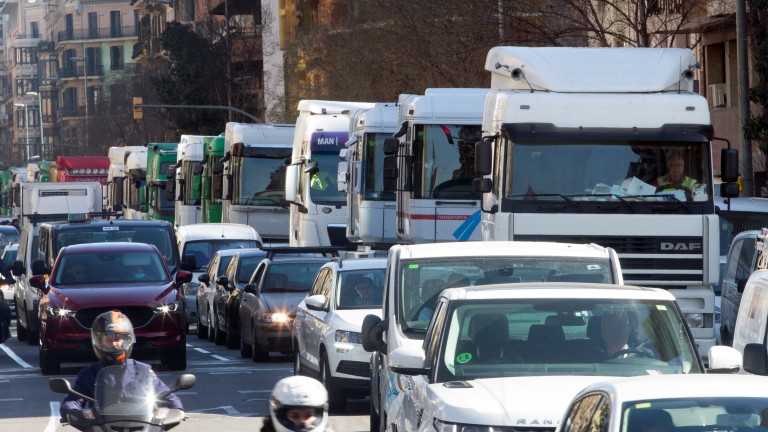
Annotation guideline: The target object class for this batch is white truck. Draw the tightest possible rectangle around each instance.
[382,88,488,244]
[124,148,149,220]
[473,46,740,358]
[13,181,103,227]
[220,122,295,243]
[171,135,208,227]
[338,103,399,248]
[107,146,146,214]
[285,100,375,247]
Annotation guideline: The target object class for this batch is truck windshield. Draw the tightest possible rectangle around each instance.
[363,133,395,201]
[434,299,701,382]
[413,124,481,200]
[309,153,346,205]
[233,156,288,207]
[397,256,614,335]
[505,141,710,204]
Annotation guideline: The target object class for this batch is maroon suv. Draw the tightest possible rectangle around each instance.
[34,242,192,374]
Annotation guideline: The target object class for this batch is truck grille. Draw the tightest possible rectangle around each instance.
[75,306,155,329]
[515,235,705,288]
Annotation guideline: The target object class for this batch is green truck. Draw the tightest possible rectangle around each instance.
[146,143,178,223]
[200,134,225,223]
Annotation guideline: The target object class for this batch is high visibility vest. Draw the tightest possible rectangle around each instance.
[311,173,327,191]
[656,176,697,190]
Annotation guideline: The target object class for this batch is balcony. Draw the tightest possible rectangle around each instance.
[57,26,138,43]
[59,105,85,118]
[58,64,104,79]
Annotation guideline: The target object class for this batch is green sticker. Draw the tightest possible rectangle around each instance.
[409,264,420,269]
[456,352,472,364]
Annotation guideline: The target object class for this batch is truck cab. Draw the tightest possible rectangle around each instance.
[146,143,178,223]
[170,135,209,227]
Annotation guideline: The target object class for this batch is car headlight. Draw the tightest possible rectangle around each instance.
[335,330,362,344]
[433,419,496,432]
[45,305,76,318]
[684,313,706,328]
[261,312,289,323]
[156,301,182,313]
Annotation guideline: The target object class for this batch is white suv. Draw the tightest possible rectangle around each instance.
[293,257,387,412]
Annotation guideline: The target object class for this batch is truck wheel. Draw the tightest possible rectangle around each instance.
[39,348,60,375]
[15,311,27,341]
[320,351,346,413]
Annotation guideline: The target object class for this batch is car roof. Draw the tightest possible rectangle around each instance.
[322,257,388,271]
[575,374,768,401]
[393,241,612,259]
[3,243,18,251]
[42,219,173,229]
[61,242,157,253]
[215,248,256,258]
[439,282,676,302]
[0,226,18,233]
[264,256,331,265]
[176,223,260,241]
[231,249,267,258]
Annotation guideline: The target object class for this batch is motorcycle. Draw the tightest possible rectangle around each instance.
[49,363,196,432]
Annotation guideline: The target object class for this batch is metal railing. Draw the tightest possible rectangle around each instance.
[58,64,104,78]
[57,26,138,43]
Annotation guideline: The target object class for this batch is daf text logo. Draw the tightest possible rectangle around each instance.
[661,242,702,251]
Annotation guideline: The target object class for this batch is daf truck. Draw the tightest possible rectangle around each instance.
[473,46,740,358]
[170,135,209,227]
[107,146,146,214]
[286,100,375,247]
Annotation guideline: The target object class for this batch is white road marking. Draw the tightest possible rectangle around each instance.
[189,405,241,414]
[194,348,210,354]
[0,397,22,401]
[238,390,271,393]
[44,401,60,432]
[211,355,232,361]
[0,342,34,369]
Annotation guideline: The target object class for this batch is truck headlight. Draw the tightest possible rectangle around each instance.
[433,419,495,432]
[156,301,182,313]
[684,313,712,329]
[45,305,76,318]
[261,312,289,323]
[335,330,362,344]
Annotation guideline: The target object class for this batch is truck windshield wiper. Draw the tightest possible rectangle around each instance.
[509,193,579,206]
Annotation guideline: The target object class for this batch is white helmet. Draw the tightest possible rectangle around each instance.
[269,376,328,432]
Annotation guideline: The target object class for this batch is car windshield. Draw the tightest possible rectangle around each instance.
[336,268,387,309]
[262,262,326,293]
[397,256,615,334]
[434,299,701,382]
[1,248,17,270]
[237,254,267,283]
[621,398,768,432]
[54,226,177,268]
[54,251,169,285]
[183,240,260,272]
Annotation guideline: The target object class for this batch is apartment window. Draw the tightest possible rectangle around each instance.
[30,22,39,38]
[88,13,98,38]
[15,47,38,64]
[65,14,74,39]
[15,78,38,96]
[110,46,124,70]
[85,47,100,75]
[110,11,122,37]
[63,87,77,111]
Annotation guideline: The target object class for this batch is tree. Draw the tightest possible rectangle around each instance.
[744,0,768,178]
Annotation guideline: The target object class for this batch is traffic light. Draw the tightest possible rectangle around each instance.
[133,97,143,120]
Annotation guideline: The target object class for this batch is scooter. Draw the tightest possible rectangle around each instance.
[49,363,196,432]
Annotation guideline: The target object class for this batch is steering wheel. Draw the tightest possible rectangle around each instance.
[608,348,656,359]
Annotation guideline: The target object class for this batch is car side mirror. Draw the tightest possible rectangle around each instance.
[388,345,429,376]
[31,259,48,276]
[197,274,210,285]
[216,275,228,287]
[176,270,193,285]
[244,283,257,295]
[29,274,47,290]
[305,294,327,311]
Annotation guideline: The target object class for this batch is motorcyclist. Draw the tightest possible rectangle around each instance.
[59,310,184,422]
[261,376,329,432]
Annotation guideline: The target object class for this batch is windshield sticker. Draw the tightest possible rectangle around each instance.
[656,305,668,310]
[456,353,472,364]
[103,227,119,231]
[408,264,419,269]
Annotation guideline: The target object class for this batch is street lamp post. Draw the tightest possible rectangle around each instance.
[13,103,29,160]
[25,91,44,159]
[69,56,88,149]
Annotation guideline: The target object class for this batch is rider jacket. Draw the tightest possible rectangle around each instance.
[60,359,183,421]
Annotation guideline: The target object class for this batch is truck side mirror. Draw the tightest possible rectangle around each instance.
[383,156,399,191]
[11,260,23,276]
[474,178,493,194]
[337,161,349,193]
[475,138,493,176]
[721,148,739,183]
[285,165,299,203]
[304,161,318,175]
[165,179,176,202]
[181,254,197,271]
[383,138,399,156]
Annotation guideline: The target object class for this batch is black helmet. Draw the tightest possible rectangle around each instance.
[91,310,135,365]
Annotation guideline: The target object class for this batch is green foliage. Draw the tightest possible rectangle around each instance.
[745,0,768,155]
[151,22,228,135]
